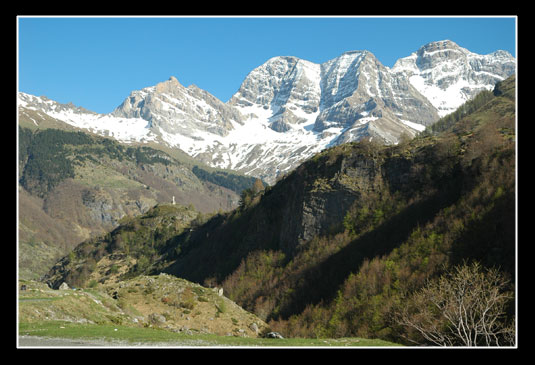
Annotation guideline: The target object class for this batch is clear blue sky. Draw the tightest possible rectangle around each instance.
[18,16,517,114]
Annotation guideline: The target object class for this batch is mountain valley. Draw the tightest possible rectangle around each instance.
[18,39,516,345]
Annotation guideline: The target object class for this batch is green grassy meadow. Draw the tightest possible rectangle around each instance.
[19,320,402,347]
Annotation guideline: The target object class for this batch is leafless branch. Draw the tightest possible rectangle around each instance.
[394,262,515,346]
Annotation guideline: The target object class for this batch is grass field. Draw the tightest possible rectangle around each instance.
[18,321,402,347]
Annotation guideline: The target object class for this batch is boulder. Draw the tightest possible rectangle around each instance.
[148,313,166,325]
[249,322,259,334]
[265,331,284,339]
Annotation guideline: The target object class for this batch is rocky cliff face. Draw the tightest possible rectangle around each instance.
[163,139,400,283]
[229,56,322,133]
[313,50,440,144]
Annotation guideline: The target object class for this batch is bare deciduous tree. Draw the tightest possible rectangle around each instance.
[395,261,515,346]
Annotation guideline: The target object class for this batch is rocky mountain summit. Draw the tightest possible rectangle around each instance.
[19,40,515,184]
[112,76,244,138]
[391,40,516,116]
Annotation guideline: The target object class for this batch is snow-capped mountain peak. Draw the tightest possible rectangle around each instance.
[112,75,243,141]
[18,40,515,184]
[392,40,515,116]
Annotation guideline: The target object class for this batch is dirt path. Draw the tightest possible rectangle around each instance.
[18,335,218,347]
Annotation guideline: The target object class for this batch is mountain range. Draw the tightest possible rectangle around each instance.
[18,40,515,184]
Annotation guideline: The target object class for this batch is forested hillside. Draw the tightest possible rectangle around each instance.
[191,165,267,195]
[164,75,516,344]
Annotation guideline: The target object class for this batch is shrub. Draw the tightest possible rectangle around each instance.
[394,261,515,346]
[88,279,98,288]
[179,288,196,310]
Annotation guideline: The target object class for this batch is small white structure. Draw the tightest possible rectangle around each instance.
[172,196,176,205]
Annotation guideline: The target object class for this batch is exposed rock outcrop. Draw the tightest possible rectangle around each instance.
[112,76,243,139]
